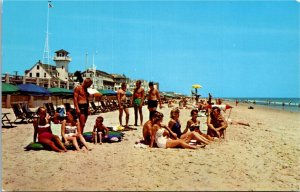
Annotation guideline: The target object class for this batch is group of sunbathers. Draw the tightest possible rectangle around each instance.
[142,106,229,149]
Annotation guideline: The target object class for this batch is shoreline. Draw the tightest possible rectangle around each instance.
[2,101,300,191]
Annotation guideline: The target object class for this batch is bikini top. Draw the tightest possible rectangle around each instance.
[38,124,50,129]
[189,121,200,131]
[65,125,77,134]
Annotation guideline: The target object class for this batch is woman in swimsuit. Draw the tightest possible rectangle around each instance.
[169,108,211,145]
[186,109,214,141]
[61,108,91,151]
[150,111,196,149]
[33,107,67,152]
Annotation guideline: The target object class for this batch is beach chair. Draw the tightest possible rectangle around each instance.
[2,112,13,127]
[64,103,72,112]
[111,100,118,110]
[90,101,101,114]
[11,103,28,123]
[49,102,56,113]
[21,103,35,122]
[44,103,55,116]
[100,100,113,112]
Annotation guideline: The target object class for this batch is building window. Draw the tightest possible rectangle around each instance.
[36,73,40,77]
[29,73,32,77]
[57,73,59,77]
[62,66,64,69]
[37,65,40,70]
[44,73,46,78]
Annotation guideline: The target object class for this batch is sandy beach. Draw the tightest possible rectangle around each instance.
[2,101,300,191]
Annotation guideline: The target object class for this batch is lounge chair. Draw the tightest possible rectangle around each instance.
[21,103,35,122]
[100,100,113,112]
[90,101,101,114]
[11,103,28,123]
[44,103,55,116]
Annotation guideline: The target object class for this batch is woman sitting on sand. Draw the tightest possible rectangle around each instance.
[186,109,214,141]
[33,107,67,152]
[168,108,211,145]
[142,111,177,145]
[61,108,91,151]
[150,111,197,149]
[207,107,228,138]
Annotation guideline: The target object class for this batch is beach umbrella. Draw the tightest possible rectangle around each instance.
[126,91,132,97]
[2,83,20,95]
[192,84,202,95]
[17,83,50,96]
[98,89,117,96]
[192,84,202,89]
[48,87,74,107]
[48,87,73,96]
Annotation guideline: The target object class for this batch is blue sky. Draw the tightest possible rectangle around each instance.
[2,0,300,98]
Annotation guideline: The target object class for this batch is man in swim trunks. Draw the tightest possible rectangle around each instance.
[132,80,145,126]
[147,81,162,120]
[117,82,129,127]
[74,78,93,134]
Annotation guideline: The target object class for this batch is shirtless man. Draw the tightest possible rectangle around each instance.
[73,78,93,134]
[132,80,145,126]
[117,82,129,127]
[207,107,228,138]
[147,82,162,120]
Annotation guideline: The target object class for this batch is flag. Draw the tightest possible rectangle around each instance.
[48,1,53,8]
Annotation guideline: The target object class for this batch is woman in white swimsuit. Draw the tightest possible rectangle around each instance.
[61,108,91,151]
[150,111,197,149]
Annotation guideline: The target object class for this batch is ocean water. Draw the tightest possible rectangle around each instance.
[224,97,300,112]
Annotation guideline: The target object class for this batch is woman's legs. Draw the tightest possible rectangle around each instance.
[166,139,196,149]
[68,136,80,151]
[77,134,91,150]
[39,138,65,152]
[181,132,210,145]
[53,135,67,151]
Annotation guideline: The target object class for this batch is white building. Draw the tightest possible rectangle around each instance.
[25,49,71,82]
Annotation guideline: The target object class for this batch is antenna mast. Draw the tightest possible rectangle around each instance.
[43,1,52,64]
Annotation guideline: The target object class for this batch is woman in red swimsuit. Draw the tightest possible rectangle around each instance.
[33,107,67,152]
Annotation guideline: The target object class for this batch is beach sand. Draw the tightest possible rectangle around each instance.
[2,102,300,191]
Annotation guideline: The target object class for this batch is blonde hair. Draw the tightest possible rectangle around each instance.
[170,108,180,118]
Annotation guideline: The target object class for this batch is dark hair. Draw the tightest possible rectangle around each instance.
[96,116,104,122]
[153,111,164,122]
[210,106,221,119]
[68,108,78,120]
[190,109,198,116]
[149,82,154,86]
